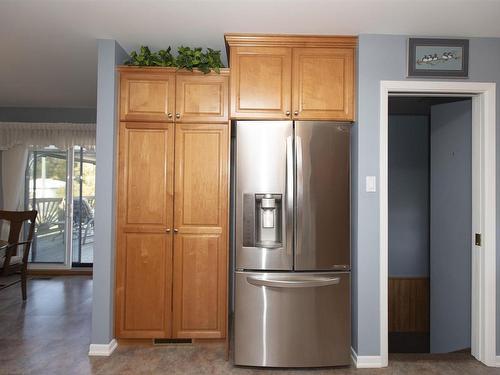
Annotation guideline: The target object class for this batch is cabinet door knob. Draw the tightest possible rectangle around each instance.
[173,229,179,233]
[167,112,173,118]
[285,111,291,116]
[165,228,171,233]
[294,111,299,116]
[175,113,181,119]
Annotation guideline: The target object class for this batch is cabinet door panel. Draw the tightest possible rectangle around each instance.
[173,234,225,337]
[120,73,175,122]
[176,74,228,122]
[116,122,175,338]
[173,123,228,338]
[230,46,292,119]
[292,48,355,121]
[117,122,175,230]
[124,127,169,225]
[119,233,172,337]
[174,124,227,228]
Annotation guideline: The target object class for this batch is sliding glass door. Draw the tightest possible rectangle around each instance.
[72,146,95,266]
[25,146,95,268]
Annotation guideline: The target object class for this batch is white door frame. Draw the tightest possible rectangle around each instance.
[379,80,497,367]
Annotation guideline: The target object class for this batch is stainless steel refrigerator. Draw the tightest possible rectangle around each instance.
[234,121,351,368]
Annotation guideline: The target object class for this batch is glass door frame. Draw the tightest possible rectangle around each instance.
[26,146,93,270]
[72,146,94,268]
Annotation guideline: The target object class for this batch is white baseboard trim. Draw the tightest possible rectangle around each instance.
[495,356,500,367]
[88,339,118,356]
[351,347,384,368]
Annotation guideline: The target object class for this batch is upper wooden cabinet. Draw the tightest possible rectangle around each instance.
[292,48,354,121]
[175,73,229,123]
[119,67,230,123]
[225,34,357,121]
[120,72,176,122]
[229,46,292,119]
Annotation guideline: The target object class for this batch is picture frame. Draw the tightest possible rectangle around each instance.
[408,38,469,78]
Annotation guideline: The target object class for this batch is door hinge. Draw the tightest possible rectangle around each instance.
[475,233,482,246]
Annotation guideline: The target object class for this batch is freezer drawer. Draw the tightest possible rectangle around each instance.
[234,271,350,367]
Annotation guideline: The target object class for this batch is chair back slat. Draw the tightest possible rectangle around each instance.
[0,210,38,300]
[0,210,38,258]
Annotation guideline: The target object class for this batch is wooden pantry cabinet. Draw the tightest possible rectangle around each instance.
[115,67,229,340]
[225,34,357,121]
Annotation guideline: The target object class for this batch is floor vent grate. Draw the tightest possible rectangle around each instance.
[153,338,192,346]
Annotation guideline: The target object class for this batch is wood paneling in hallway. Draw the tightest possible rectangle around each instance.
[0,277,496,374]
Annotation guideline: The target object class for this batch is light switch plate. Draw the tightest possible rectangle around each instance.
[366,176,377,192]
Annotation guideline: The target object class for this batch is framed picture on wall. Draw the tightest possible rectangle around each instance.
[408,38,469,78]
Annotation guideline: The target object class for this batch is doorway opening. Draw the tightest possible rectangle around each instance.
[379,81,496,368]
[388,96,472,355]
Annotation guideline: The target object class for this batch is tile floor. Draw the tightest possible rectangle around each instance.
[0,276,498,375]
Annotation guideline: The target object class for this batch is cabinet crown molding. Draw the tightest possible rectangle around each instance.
[224,33,358,49]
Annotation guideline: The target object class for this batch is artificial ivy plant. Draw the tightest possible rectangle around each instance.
[125,45,224,74]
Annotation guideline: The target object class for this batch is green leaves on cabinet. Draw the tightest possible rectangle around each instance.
[125,45,224,73]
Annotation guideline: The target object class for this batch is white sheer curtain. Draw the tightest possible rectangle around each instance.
[0,122,96,213]
[1,145,28,210]
[0,122,96,151]
[0,145,29,239]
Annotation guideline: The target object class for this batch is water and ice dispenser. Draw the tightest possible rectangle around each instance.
[243,193,283,249]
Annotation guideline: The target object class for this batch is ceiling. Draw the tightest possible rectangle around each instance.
[1,0,500,109]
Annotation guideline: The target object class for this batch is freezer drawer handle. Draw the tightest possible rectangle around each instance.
[246,276,340,288]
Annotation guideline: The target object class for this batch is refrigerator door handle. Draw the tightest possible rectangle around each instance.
[247,275,340,288]
[295,135,303,255]
[286,136,294,256]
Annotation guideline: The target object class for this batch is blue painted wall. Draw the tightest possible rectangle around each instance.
[353,34,500,356]
[350,42,360,353]
[388,115,430,277]
[89,35,499,357]
[90,39,128,346]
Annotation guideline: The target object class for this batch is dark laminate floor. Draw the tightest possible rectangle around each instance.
[0,276,498,375]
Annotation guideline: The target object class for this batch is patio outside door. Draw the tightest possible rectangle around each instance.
[25,146,95,268]
[72,146,95,267]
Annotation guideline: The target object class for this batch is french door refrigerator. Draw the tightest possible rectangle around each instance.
[234,121,351,368]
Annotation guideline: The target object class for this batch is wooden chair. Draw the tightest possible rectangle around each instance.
[0,210,38,300]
